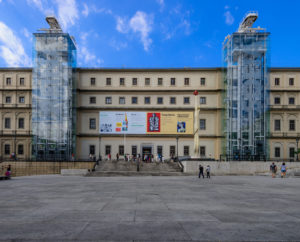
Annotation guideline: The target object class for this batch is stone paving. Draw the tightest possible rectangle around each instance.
[1,175,300,241]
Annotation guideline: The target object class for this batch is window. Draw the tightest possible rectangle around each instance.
[200,78,206,86]
[119,145,124,156]
[6,77,11,85]
[105,97,112,104]
[120,78,125,86]
[90,97,96,104]
[5,144,10,155]
[170,78,176,86]
[157,146,163,156]
[289,78,294,86]
[200,119,206,130]
[274,120,281,131]
[183,97,190,104]
[90,77,96,86]
[184,146,189,156]
[200,146,206,157]
[4,118,10,129]
[20,78,25,86]
[18,144,24,155]
[144,97,151,104]
[290,147,295,158]
[132,78,137,85]
[289,97,295,105]
[132,97,138,104]
[119,97,125,104]
[289,120,295,131]
[132,146,137,156]
[170,146,176,157]
[275,78,280,86]
[89,118,96,129]
[275,147,280,157]
[157,97,163,104]
[184,78,190,86]
[18,118,24,129]
[105,145,111,155]
[158,78,163,86]
[89,145,95,155]
[5,96,11,103]
[19,96,25,103]
[106,78,111,86]
[274,97,281,105]
[170,97,176,104]
[200,97,206,104]
[145,78,150,86]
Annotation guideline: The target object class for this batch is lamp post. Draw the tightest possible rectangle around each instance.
[193,90,200,158]
[296,137,299,162]
[238,138,242,160]
[176,136,179,162]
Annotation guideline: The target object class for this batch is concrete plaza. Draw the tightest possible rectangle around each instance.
[1,175,300,241]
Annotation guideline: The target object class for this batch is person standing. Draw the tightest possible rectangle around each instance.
[281,162,287,178]
[270,162,277,178]
[116,153,119,161]
[206,165,211,179]
[198,165,204,179]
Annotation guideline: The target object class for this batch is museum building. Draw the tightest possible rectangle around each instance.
[0,14,300,161]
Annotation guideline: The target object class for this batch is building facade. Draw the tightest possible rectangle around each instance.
[1,67,299,161]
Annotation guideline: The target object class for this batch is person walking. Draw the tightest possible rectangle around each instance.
[198,165,204,179]
[116,153,119,161]
[270,162,277,178]
[281,162,287,178]
[206,165,211,178]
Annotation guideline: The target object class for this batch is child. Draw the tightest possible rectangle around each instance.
[206,165,211,179]
[281,162,287,178]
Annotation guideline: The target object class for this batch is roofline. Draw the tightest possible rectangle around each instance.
[0,67,300,72]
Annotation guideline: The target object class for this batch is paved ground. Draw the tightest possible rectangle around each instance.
[1,175,300,241]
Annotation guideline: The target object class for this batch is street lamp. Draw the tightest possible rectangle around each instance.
[296,137,299,162]
[176,136,179,162]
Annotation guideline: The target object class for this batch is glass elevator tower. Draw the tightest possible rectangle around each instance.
[32,17,76,160]
[223,12,270,160]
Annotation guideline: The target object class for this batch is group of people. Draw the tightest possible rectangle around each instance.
[198,164,211,179]
[270,162,287,178]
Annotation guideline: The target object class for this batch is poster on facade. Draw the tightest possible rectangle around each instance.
[147,112,193,134]
[99,111,193,134]
[99,112,146,134]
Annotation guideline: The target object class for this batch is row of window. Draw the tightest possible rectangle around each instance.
[4,96,25,104]
[273,97,297,105]
[274,119,296,131]
[4,77,26,86]
[4,144,24,155]
[274,147,295,158]
[89,118,207,130]
[89,77,207,87]
[89,145,207,157]
[274,77,296,86]
[3,118,25,129]
[90,96,207,105]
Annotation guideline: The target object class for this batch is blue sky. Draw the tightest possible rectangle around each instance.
[0,0,299,68]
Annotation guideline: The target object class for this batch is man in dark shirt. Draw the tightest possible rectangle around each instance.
[198,165,204,179]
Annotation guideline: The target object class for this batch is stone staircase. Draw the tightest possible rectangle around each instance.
[87,160,185,176]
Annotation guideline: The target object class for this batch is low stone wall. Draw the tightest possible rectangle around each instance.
[181,161,300,176]
[0,161,95,177]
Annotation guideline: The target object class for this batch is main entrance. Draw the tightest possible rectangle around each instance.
[142,146,152,161]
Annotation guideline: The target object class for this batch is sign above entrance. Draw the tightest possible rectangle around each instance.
[99,111,193,135]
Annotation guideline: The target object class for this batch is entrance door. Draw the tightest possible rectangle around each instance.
[142,147,152,161]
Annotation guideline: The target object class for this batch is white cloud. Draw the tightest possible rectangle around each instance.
[157,0,164,11]
[26,0,54,15]
[22,28,30,38]
[129,11,153,51]
[0,22,31,67]
[116,16,128,33]
[82,3,89,17]
[55,0,79,30]
[109,39,128,51]
[224,10,234,25]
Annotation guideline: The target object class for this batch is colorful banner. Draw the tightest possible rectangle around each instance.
[99,111,193,134]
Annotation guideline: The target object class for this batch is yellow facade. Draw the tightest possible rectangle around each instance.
[0,68,299,161]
